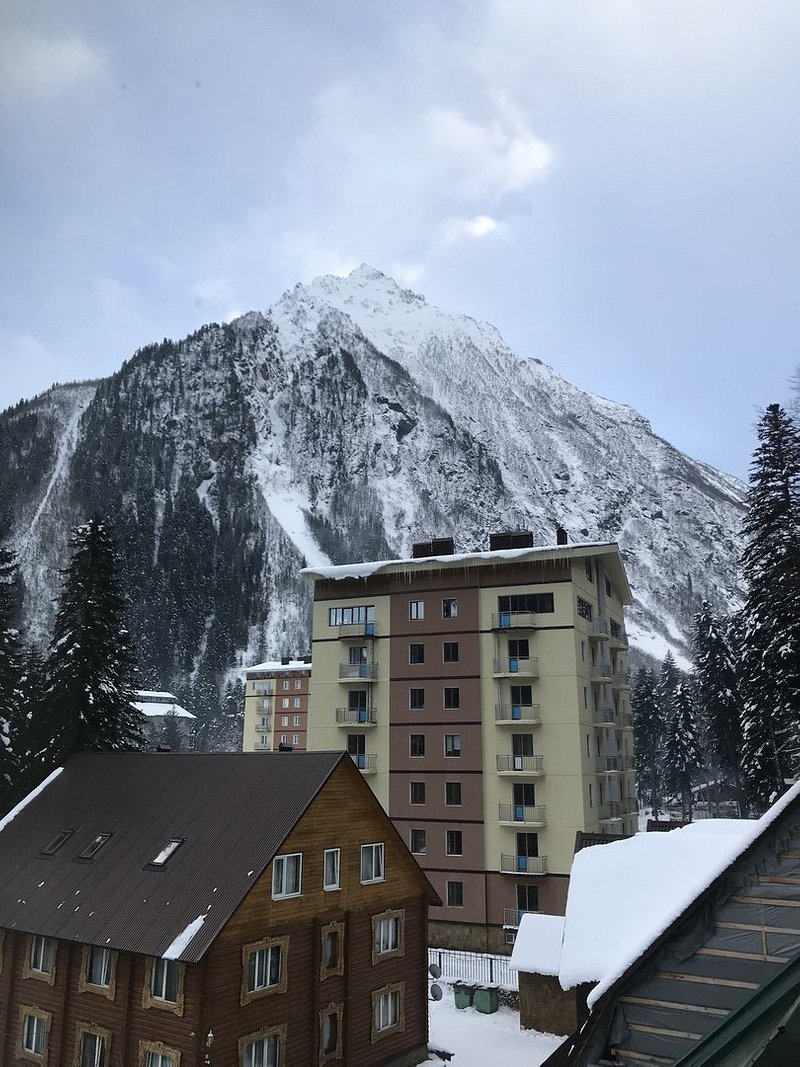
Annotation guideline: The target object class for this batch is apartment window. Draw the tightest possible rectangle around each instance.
[498,592,554,614]
[293,715,300,726]
[606,577,613,597]
[328,604,375,627]
[447,881,464,907]
[410,734,425,757]
[373,910,404,961]
[610,618,622,639]
[443,641,459,663]
[323,848,340,890]
[78,1029,108,1067]
[586,734,591,758]
[446,830,463,856]
[517,883,540,915]
[508,638,529,660]
[577,596,593,621]
[282,680,289,691]
[442,598,458,618]
[410,828,426,855]
[409,600,424,620]
[85,946,113,988]
[321,922,344,976]
[29,935,55,978]
[372,983,404,1038]
[585,558,593,582]
[583,686,588,709]
[445,781,462,805]
[293,697,301,708]
[272,852,302,898]
[150,958,180,1003]
[444,687,460,709]
[292,734,299,745]
[409,687,425,710]
[409,643,425,664]
[410,781,425,804]
[510,684,532,710]
[320,1005,342,1059]
[588,782,594,807]
[280,734,288,744]
[21,1009,49,1057]
[245,939,283,994]
[281,716,289,726]
[361,842,384,883]
[142,1045,178,1067]
[260,716,270,728]
[444,734,462,757]
[281,698,289,709]
[241,1031,280,1067]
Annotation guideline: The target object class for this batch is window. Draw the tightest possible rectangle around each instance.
[445,781,462,805]
[293,697,301,708]
[150,958,179,1003]
[372,984,404,1038]
[510,684,532,711]
[447,881,464,907]
[498,592,554,614]
[577,596,593,621]
[410,734,425,757]
[410,781,425,804]
[442,598,458,618]
[295,679,302,689]
[150,839,183,867]
[588,782,593,807]
[508,639,529,659]
[143,1047,178,1067]
[606,577,613,597]
[323,848,340,890]
[280,734,288,744]
[260,716,270,728]
[281,698,289,709]
[29,935,55,977]
[581,639,586,662]
[79,833,112,860]
[292,734,299,745]
[373,910,404,962]
[361,842,384,884]
[41,829,74,855]
[85,946,112,987]
[293,714,300,725]
[272,853,302,898]
[282,680,289,690]
[78,1030,107,1067]
[517,883,540,915]
[320,1006,342,1059]
[444,734,462,757]
[328,604,375,627]
[443,641,459,662]
[585,558,593,582]
[246,942,282,992]
[444,687,460,709]
[409,687,425,710]
[321,923,343,974]
[21,1010,48,1057]
[410,828,426,854]
[241,1032,280,1067]
[409,600,424,620]
[610,618,622,639]
[281,716,289,726]
[446,830,463,856]
[408,643,425,664]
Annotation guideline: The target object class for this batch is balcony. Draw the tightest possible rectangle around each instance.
[621,800,639,816]
[492,611,537,631]
[493,656,540,678]
[503,907,539,928]
[596,755,624,774]
[589,620,609,641]
[612,671,631,690]
[349,752,377,774]
[500,854,548,875]
[495,703,542,726]
[598,801,623,821]
[253,685,274,697]
[255,720,272,733]
[338,622,377,639]
[609,626,628,650]
[335,707,377,727]
[498,804,547,827]
[255,740,272,751]
[255,698,272,712]
[590,664,613,683]
[621,712,634,729]
[592,707,616,727]
[496,754,545,776]
[339,662,378,681]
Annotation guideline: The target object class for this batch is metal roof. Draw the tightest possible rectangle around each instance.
[0,751,346,963]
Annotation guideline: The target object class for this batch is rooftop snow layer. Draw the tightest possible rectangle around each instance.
[510,913,565,977]
[245,659,312,673]
[132,701,195,719]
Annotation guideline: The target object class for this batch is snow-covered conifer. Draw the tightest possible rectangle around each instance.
[632,667,663,814]
[663,682,704,820]
[0,541,23,810]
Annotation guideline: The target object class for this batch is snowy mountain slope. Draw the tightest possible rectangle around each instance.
[0,267,746,689]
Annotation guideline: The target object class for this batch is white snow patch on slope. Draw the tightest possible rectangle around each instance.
[0,767,63,834]
[162,913,207,959]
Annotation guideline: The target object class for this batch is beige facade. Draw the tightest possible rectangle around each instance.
[303,538,635,953]
[242,659,312,752]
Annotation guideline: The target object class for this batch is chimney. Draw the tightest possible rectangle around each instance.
[412,537,455,559]
[556,526,568,546]
[489,530,534,551]
[281,655,290,665]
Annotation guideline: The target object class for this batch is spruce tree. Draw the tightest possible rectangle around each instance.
[663,682,704,820]
[739,404,800,809]
[632,667,663,814]
[692,601,744,813]
[0,542,23,810]
[37,516,145,773]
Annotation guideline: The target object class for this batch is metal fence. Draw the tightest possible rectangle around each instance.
[428,948,518,991]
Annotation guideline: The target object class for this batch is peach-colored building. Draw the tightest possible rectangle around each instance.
[242,658,311,752]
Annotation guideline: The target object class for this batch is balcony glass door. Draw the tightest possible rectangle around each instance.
[512,783,535,821]
[510,685,532,719]
[516,832,538,871]
[511,733,534,770]
[348,733,366,769]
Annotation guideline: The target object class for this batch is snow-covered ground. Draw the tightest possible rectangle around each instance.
[418,984,566,1066]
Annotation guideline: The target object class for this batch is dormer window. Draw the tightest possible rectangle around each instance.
[79,834,112,860]
[41,830,74,856]
[150,840,184,867]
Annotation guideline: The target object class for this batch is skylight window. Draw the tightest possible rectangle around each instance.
[41,829,74,856]
[78,833,112,860]
[150,839,184,866]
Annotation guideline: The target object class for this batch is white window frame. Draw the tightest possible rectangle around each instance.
[242,1033,279,1067]
[85,945,112,987]
[79,1030,106,1067]
[22,1013,47,1055]
[323,848,340,891]
[247,943,282,993]
[145,1052,176,1067]
[409,828,426,855]
[374,915,400,955]
[409,600,425,620]
[444,734,462,757]
[292,734,299,745]
[272,852,303,899]
[282,680,290,691]
[30,935,55,975]
[361,842,385,884]
[442,597,458,618]
[375,988,400,1032]
[295,679,302,689]
[150,958,179,1003]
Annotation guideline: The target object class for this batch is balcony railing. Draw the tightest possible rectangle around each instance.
[609,626,628,649]
[590,664,613,682]
[496,754,545,775]
[592,707,616,726]
[598,801,622,821]
[622,713,634,729]
[339,662,378,681]
[492,612,538,631]
[338,622,377,639]
[495,703,542,725]
[500,854,548,875]
[255,740,272,751]
[503,907,539,928]
[589,620,609,640]
[349,752,377,774]
[621,800,639,816]
[335,707,377,726]
[612,671,631,689]
[255,721,272,733]
[493,656,540,677]
[255,698,272,712]
[596,755,623,773]
[498,804,547,826]
[253,685,274,697]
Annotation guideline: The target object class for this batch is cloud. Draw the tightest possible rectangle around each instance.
[391,262,426,285]
[0,29,104,107]
[442,215,504,244]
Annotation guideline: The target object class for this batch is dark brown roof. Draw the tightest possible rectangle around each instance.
[0,751,347,963]
[573,829,633,854]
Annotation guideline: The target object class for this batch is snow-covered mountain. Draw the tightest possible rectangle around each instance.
[0,264,746,689]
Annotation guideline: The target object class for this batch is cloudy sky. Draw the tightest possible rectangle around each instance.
[1,1,798,479]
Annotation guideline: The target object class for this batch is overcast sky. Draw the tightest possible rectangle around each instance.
[1,1,798,480]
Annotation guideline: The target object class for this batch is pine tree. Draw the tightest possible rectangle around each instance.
[739,404,800,810]
[663,682,704,820]
[692,601,745,814]
[37,516,145,774]
[158,708,184,752]
[0,542,23,811]
[632,667,663,814]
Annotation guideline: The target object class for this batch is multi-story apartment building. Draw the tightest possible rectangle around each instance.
[303,532,635,954]
[242,658,312,752]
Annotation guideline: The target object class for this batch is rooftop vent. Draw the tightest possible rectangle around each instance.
[281,655,290,665]
[303,655,312,664]
[489,530,534,551]
[556,526,568,546]
[412,537,455,559]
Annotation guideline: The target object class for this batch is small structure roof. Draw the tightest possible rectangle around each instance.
[510,913,565,978]
[133,699,195,720]
[245,659,312,674]
[0,751,350,963]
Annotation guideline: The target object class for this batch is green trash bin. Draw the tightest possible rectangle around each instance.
[453,982,474,1009]
[472,985,499,1014]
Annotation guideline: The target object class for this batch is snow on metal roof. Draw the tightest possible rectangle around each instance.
[245,659,312,674]
[132,700,196,720]
[509,913,565,977]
